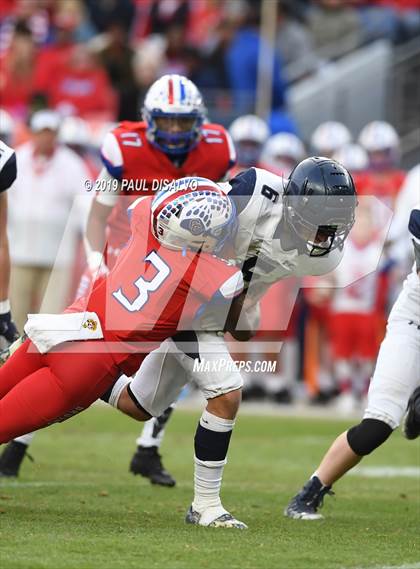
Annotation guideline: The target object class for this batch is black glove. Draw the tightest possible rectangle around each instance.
[0,311,19,345]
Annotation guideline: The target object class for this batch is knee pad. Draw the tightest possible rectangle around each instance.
[347,418,393,456]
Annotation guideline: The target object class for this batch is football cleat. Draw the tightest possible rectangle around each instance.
[284,476,334,520]
[0,441,32,477]
[402,386,420,440]
[129,445,176,487]
[0,334,26,367]
[185,505,248,529]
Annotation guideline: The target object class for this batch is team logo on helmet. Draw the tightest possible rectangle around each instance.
[183,218,206,236]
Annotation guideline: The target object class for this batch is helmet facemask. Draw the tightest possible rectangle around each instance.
[283,194,356,257]
[144,108,204,155]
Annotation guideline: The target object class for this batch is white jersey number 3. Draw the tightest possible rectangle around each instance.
[112,251,170,312]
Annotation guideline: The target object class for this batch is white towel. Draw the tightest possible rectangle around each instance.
[24,312,104,354]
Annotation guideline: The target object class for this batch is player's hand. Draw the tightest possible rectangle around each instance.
[0,310,19,347]
[198,311,225,333]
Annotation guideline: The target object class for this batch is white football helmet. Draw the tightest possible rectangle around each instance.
[59,116,90,148]
[261,132,305,175]
[142,74,206,155]
[151,177,237,253]
[0,109,14,142]
[332,143,368,173]
[229,115,270,167]
[311,121,352,156]
[358,121,400,169]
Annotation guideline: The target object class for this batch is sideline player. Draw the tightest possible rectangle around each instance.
[0,74,236,484]
[284,204,420,520]
[0,182,245,446]
[0,139,19,348]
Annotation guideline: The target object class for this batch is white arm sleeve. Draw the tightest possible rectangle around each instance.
[95,168,120,207]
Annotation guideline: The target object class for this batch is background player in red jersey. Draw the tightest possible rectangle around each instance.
[0,74,237,483]
[0,181,245,447]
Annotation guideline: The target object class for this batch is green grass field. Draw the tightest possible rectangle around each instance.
[0,406,419,569]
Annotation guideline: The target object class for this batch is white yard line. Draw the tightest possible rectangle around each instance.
[346,564,420,569]
[349,466,420,478]
[0,481,94,488]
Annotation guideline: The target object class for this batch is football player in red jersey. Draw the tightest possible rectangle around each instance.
[227,114,270,177]
[355,121,405,216]
[85,73,236,274]
[0,181,245,446]
[0,75,236,483]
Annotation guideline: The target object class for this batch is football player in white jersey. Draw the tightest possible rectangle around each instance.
[284,204,420,520]
[0,140,19,349]
[106,158,357,529]
[0,158,358,526]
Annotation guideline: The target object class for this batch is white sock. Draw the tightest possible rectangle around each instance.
[136,418,163,448]
[192,457,226,513]
[136,405,175,448]
[14,432,35,446]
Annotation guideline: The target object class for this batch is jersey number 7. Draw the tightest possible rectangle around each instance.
[112,251,170,312]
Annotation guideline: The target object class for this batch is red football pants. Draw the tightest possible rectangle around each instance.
[0,340,123,443]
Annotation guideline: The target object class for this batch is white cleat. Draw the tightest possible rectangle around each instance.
[185,505,248,529]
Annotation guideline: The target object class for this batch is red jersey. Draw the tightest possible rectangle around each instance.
[71,196,243,375]
[354,170,405,203]
[354,169,406,230]
[100,121,236,264]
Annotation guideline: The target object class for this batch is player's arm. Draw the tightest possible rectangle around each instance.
[0,192,10,303]
[224,290,257,341]
[198,270,256,341]
[408,206,420,278]
[0,150,19,342]
[84,128,126,271]
[84,168,121,273]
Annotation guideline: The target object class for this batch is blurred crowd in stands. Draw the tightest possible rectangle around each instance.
[1,0,419,412]
[1,0,420,126]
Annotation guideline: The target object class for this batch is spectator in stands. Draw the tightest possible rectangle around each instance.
[84,0,135,35]
[7,110,89,330]
[308,0,363,60]
[192,18,235,93]
[0,21,37,118]
[132,36,167,105]
[224,1,287,114]
[34,3,84,98]
[96,21,138,121]
[0,0,52,53]
[276,0,319,82]
[148,0,189,35]
[37,43,117,120]
[357,1,420,45]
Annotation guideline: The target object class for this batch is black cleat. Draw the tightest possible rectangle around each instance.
[0,441,31,477]
[403,386,420,440]
[129,445,176,487]
[284,476,334,520]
